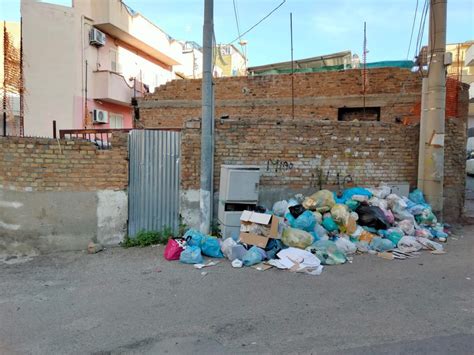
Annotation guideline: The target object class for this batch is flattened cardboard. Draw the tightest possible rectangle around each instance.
[240,211,272,225]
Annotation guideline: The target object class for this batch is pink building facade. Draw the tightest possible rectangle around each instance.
[22,0,184,137]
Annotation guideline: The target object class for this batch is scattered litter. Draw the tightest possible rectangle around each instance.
[165,184,450,276]
[270,247,323,276]
[87,241,103,254]
[200,271,208,277]
[193,261,219,269]
[377,252,394,260]
[231,259,243,268]
[251,263,273,271]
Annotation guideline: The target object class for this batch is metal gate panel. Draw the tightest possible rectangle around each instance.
[128,130,180,237]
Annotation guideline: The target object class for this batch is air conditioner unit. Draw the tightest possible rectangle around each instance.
[89,28,106,47]
[93,109,108,124]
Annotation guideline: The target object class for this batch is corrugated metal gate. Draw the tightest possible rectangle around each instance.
[128,130,181,237]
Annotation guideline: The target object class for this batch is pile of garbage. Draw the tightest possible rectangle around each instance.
[163,184,448,275]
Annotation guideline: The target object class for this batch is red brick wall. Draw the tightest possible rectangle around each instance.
[0,133,128,192]
[139,68,423,128]
[181,116,466,220]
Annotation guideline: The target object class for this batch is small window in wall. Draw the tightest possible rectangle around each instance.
[338,107,381,121]
[109,49,120,73]
[109,113,123,128]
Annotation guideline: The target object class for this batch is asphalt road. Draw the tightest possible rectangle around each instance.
[1,226,473,355]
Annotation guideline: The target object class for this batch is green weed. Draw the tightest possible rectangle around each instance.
[122,226,174,248]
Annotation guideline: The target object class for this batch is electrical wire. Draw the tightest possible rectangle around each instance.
[229,0,287,44]
[414,0,429,60]
[406,0,419,59]
[232,0,246,63]
[232,0,242,42]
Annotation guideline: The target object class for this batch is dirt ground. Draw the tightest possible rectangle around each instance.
[0,226,473,354]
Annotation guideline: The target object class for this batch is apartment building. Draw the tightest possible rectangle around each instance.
[21,0,185,137]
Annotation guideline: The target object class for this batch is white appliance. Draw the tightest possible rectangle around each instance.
[89,28,106,47]
[93,109,108,124]
[218,165,261,239]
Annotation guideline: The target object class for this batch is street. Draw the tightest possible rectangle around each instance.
[0,226,473,354]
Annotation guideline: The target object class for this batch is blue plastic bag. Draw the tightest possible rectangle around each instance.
[184,229,205,247]
[285,210,316,232]
[200,236,224,258]
[345,199,360,211]
[408,189,427,205]
[384,228,404,245]
[334,187,372,204]
[242,246,266,266]
[322,216,338,232]
[179,245,204,264]
[369,237,395,252]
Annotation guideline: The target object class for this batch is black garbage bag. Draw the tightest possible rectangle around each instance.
[289,204,306,219]
[253,205,267,213]
[355,204,390,230]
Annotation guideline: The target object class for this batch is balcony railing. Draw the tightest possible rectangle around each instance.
[59,128,132,150]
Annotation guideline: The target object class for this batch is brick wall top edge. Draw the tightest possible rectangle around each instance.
[0,132,129,149]
[187,117,420,130]
[139,67,417,103]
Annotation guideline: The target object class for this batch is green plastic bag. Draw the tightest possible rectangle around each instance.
[282,227,314,249]
[311,240,346,265]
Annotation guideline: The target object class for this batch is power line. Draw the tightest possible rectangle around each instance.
[414,0,429,59]
[406,0,419,59]
[232,0,246,62]
[232,0,242,42]
[229,0,287,44]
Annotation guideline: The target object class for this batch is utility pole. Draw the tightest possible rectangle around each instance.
[200,0,214,234]
[418,0,447,216]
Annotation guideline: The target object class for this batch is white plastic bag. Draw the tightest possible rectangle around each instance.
[220,237,237,260]
[386,193,407,208]
[272,200,289,217]
[368,197,388,210]
[370,183,391,199]
[397,236,423,252]
[416,237,444,251]
[397,219,415,236]
[331,204,350,225]
[335,237,357,255]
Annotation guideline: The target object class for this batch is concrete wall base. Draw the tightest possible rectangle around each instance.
[0,189,128,253]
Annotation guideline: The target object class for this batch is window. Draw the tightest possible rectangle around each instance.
[109,113,123,128]
[338,107,381,121]
[109,49,120,73]
[220,45,231,56]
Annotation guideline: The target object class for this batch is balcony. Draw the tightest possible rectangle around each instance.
[92,0,181,66]
[93,70,142,105]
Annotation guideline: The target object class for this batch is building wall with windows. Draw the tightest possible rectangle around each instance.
[446,41,474,128]
[21,0,184,137]
[215,44,246,77]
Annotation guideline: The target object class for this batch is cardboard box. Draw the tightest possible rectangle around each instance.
[239,210,280,248]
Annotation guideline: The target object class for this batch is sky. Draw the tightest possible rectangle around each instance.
[1,0,473,66]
